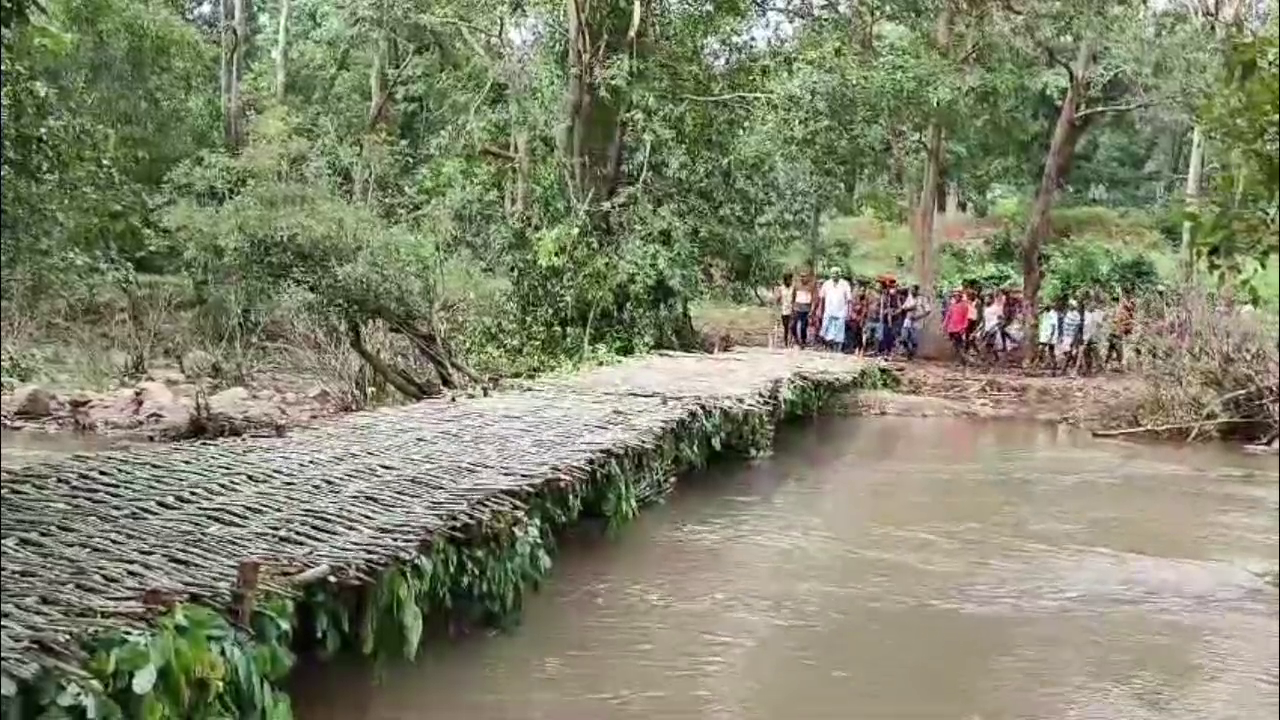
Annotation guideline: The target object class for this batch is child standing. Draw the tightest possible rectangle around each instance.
[774,273,794,347]
[792,273,815,347]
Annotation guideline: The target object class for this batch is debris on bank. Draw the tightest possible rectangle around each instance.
[1,373,343,441]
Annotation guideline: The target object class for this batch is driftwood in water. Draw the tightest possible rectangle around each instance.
[1091,418,1255,438]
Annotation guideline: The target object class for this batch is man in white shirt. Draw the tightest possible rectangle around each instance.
[1080,301,1106,375]
[818,266,852,351]
[899,285,930,359]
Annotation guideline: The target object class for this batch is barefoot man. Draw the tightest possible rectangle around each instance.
[818,266,852,352]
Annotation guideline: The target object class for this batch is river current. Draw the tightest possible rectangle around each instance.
[282,416,1280,719]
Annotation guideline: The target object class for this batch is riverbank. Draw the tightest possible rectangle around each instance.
[852,361,1139,424]
[0,308,1129,445]
[0,351,883,720]
[0,364,352,443]
[4,294,1277,456]
[7,354,1274,460]
[696,298,1279,450]
[0,301,781,446]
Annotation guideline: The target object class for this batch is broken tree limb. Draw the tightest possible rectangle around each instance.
[679,92,774,101]
[1091,418,1255,438]
[480,144,517,162]
[284,564,333,586]
[1074,100,1153,121]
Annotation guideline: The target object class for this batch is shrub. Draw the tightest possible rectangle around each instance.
[1119,286,1279,443]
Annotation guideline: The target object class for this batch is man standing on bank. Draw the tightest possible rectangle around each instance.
[818,266,853,352]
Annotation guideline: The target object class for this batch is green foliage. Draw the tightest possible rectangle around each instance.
[4,0,1252,394]
[2,601,296,720]
[1192,17,1280,300]
[938,225,1161,301]
[1,0,217,300]
[164,111,439,329]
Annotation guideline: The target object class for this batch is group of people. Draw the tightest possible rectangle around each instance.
[939,286,1135,374]
[772,267,932,359]
[772,266,1137,375]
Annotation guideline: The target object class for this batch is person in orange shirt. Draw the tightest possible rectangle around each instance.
[943,289,971,365]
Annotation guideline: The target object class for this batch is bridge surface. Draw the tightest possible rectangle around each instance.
[0,349,872,681]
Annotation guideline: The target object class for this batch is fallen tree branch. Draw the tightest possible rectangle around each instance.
[284,564,333,586]
[679,92,774,101]
[480,144,517,161]
[347,320,433,400]
[1091,417,1254,438]
[1075,100,1152,121]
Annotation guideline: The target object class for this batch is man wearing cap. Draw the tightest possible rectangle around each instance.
[818,266,852,351]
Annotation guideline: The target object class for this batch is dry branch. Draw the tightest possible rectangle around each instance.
[1091,418,1254,438]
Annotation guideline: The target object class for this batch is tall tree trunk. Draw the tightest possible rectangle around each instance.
[1179,125,1205,278]
[274,0,290,102]
[515,130,530,219]
[1022,38,1095,353]
[563,0,587,199]
[1182,0,1242,281]
[355,32,391,203]
[369,34,387,126]
[908,5,952,358]
[220,0,233,146]
[913,3,952,304]
[561,0,632,208]
[227,0,249,149]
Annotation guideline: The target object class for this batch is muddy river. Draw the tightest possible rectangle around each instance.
[0,428,148,467]
[289,417,1279,719]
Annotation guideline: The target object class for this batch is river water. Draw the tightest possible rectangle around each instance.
[0,428,148,468]
[291,417,1275,719]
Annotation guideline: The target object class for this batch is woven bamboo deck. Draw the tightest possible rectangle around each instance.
[0,349,873,682]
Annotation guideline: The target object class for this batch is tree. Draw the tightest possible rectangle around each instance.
[1192,12,1279,295]
[1012,0,1196,343]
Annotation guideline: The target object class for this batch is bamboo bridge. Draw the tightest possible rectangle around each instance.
[0,349,880,717]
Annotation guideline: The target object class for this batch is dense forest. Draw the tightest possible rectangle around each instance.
[1,0,1277,401]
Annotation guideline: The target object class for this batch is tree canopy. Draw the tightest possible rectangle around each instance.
[3,0,1276,391]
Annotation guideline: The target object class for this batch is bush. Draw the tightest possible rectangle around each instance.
[937,230,1161,300]
[1119,287,1279,443]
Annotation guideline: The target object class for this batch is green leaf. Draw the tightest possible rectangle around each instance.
[400,603,424,661]
[114,641,151,673]
[55,684,80,707]
[130,663,158,695]
[1,674,17,697]
[141,694,165,720]
[79,690,99,719]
